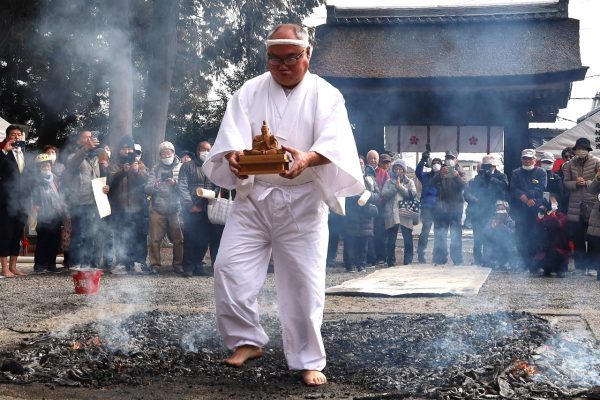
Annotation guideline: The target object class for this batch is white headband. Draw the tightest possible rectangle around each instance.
[266,38,310,48]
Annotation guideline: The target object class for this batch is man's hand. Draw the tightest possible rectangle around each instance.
[131,162,139,173]
[4,139,15,152]
[190,205,202,213]
[165,178,176,187]
[280,146,330,179]
[225,151,249,180]
[527,199,536,207]
[84,136,99,151]
[102,185,109,194]
[123,163,131,172]
[576,177,586,186]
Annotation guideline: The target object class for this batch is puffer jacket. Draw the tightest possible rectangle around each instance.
[381,173,417,230]
[343,174,380,237]
[178,155,218,212]
[65,147,100,205]
[107,161,148,213]
[586,177,600,237]
[145,157,182,215]
[563,155,600,222]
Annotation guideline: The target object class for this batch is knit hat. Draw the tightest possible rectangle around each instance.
[159,141,175,153]
[379,153,392,163]
[118,135,135,150]
[573,137,592,151]
[540,152,555,163]
[391,158,407,172]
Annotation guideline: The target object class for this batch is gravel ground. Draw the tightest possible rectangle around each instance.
[1,238,599,399]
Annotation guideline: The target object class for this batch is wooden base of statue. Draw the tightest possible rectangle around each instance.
[238,153,290,175]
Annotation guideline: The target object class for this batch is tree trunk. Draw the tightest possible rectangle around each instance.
[107,0,134,151]
[139,0,179,168]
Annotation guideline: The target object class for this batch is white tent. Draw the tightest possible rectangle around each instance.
[0,117,10,141]
[536,108,600,157]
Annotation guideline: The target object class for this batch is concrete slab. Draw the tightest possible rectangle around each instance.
[326,265,491,297]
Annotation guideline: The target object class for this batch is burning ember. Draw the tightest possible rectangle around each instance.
[0,311,598,399]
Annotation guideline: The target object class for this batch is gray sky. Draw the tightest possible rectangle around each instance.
[306,0,600,130]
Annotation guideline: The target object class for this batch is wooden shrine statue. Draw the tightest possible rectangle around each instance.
[238,121,290,174]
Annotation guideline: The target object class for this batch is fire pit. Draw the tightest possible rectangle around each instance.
[1,311,598,399]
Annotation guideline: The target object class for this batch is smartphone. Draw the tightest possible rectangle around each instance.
[12,140,26,148]
[446,166,455,176]
[160,171,172,181]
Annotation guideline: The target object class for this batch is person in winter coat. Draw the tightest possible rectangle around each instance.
[539,152,564,210]
[381,159,417,266]
[178,141,225,277]
[31,154,66,273]
[464,155,508,265]
[342,161,380,272]
[585,168,600,281]
[430,151,467,265]
[145,141,183,274]
[509,149,547,269]
[532,196,569,277]
[107,136,148,274]
[482,201,516,269]
[373,153,392,264]
[562,137,600,273]
[415,154,441,263]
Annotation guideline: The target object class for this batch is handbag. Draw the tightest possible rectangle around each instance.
[207,190,233,225]
[398,193,421,225]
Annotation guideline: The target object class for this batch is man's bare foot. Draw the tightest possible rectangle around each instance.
[9,269,27,276]
[1,271,16,278]
[222,345,263,367]
[302,370,327,386]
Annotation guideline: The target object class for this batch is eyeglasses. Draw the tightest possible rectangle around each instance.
[267,48,306,66]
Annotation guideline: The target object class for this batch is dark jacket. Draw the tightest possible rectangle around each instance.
[464,169,509,221]
[545,170,564,208]
[415,160,438,210]
[430,165,467,214]
[343,174,380,237]
[107,162,148,213]
[0,148,29,216]
[178,155,218,212]
[509,166,547,218]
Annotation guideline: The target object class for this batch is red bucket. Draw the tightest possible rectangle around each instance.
[72,268,102,295]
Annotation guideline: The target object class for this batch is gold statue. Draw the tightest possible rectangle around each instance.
[244,121,284,155]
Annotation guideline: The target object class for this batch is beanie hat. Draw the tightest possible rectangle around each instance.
[392,158,407,172]
[159,141,175,153]
[482,155,495,165]
[573,137,592,151]
[118,135,135,150]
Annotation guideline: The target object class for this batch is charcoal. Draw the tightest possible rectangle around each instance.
[0,310,598,399]
[1,359,25,375]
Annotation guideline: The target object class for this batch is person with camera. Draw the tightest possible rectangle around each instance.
[145,141,183,274]
[0,125,29,277]
[178,141,225,277]
[64,129,109,268]
[430,150,467,266]
[382,159,417,266]
[464,155,508,266]
[415,150,442,263]
[106,136,148,275]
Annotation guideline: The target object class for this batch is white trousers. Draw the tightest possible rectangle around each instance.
[214,180,329,371]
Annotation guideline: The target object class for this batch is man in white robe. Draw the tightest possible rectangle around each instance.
[202,23,364,386]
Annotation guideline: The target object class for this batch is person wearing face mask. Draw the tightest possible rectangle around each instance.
[31,154,66,274]
[482,200,516,269]
[430,150,467,266]
[178,140,226,277]
[415,151,441,263]
[563,137,600,274]
[106,136,148,275]
[539,152,564,210]
[145,141,183,274]
[509,149,547,270]
[532,196,569,277]
[464,155,509,266]
[42,145,65,181]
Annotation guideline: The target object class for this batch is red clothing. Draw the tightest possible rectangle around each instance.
[552,159,565,173]
[375,168,390,190]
